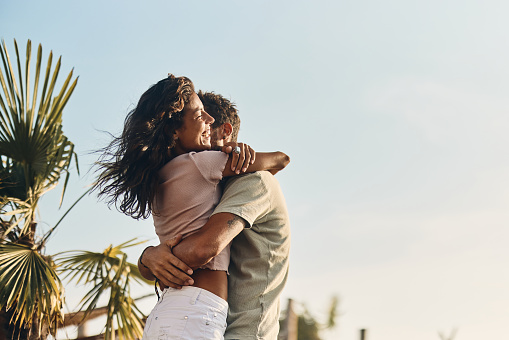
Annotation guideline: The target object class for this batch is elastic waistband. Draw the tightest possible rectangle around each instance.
[161,286,228,310]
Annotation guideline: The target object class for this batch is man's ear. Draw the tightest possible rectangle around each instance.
[222,123,233,139]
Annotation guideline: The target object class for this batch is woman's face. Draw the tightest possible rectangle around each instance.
[174,92,215,155]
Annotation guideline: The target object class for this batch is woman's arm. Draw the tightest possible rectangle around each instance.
[222,151,290,177]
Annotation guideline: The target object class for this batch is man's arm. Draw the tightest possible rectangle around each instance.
[172,213,247,268]
[139,212,248,288]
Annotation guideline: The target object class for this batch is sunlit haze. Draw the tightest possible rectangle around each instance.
[2,1,508,339]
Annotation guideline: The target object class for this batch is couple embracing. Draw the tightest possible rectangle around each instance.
[97,75,290,340]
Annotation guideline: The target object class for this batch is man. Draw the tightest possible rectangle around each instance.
[139,91,290,339]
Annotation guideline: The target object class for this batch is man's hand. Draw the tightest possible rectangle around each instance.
[222,142,256,174]
[141,235,194,289]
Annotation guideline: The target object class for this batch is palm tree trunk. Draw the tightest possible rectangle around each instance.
[0,307,31,340]
[28,314,48,340]
[0,307,10,340]
[1,223,43,340]
[29,317,40,340]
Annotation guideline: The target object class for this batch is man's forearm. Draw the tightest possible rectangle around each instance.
[172,213,247,269]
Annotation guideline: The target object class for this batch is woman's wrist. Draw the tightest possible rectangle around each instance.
[139,246,154,269]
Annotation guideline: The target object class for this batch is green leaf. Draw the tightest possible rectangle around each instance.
[0,242,64,334]
[56,240,149,339]
[0,39,79,238]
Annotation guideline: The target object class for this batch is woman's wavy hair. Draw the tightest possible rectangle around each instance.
[95,74,195,219]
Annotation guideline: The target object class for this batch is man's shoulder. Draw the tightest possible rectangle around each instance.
[221,172,271,201]
[213,172,278,225]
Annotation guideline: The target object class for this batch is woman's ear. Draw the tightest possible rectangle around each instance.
[172,122,183,140]
[173,128,180,141]
[165,123,178,138]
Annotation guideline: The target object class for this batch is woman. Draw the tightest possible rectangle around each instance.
[96,74,289,339]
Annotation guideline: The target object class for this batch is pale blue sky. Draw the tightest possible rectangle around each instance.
[2,1,508,339]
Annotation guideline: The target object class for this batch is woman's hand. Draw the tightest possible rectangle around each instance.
[221,142,256,174]
[140,235,194,289]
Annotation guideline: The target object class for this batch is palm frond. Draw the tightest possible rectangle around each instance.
[0,197,32,238]
[106,280,145,340]
[56,240,150,339]
[104,253,144,340]
[0,242,64,335]
[0,39,78,238]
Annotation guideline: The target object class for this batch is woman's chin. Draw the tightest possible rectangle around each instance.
[196,144,211,151]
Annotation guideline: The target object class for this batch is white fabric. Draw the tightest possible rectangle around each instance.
[142,286,228,340]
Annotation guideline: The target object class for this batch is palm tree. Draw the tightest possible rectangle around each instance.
[0,39,149,339]
[0,37,78,339]
[0,38,78,238]
[57,239,148,340]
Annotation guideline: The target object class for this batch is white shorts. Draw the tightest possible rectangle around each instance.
[142,286,228,340]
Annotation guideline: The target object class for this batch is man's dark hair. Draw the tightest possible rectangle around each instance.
[198,91,240,142]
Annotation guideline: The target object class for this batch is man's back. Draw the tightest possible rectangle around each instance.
[212,171,291,340]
